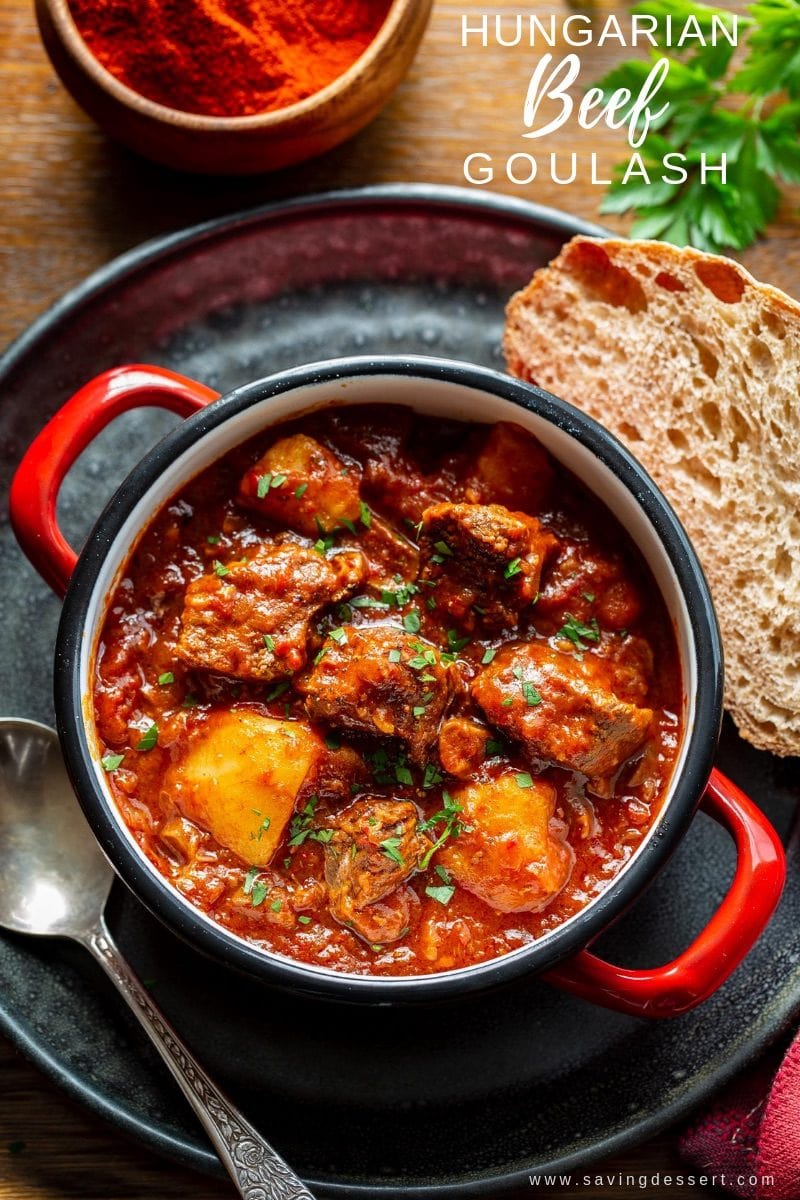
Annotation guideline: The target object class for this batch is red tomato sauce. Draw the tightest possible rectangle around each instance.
[92,406,682,976]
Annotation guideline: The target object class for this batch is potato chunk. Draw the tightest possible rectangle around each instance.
[471,641,653,779]
[440,773,573,913]
[239,434,361,536]
[463,422,555,512]
[167,709,324,867]
[176,543,366,681]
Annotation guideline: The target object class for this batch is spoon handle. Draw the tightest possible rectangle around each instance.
[82,918,316,1200]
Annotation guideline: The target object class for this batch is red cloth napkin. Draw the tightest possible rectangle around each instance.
[681,1031,800,1199]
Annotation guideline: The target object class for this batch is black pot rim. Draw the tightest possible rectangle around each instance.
[54,354,723,1005]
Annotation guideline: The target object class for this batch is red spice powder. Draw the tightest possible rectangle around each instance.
[68,0,393,117]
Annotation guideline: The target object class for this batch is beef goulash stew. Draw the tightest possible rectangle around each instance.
[93,407,682,975]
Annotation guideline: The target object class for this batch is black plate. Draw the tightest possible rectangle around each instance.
[1,185,799,1198]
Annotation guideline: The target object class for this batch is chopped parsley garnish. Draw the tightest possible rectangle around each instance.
[423,762,443,790]
[388,648,402,664]
[294,482,308,499]
[403,609,421,634]
[433,540,453,557]
[297,915,312,925]
[252,816,272,841]
[380,837,405,866]
[485,738,505,757]
[256,472,286,499]
[270,899,282,913]
[328,627,347,645]
[395,762,414,787]
[263,634,276,653]
[182,693,198,709]
[313,646,328,666]
[557,614,601,651]
[350,594,388,609]
[419,791,469,869]
[504,557,523,579]
[101,753,124,772]
[359,500,372,529]
[206,534,221,545]
[212,559,230,577]
[516,773,534,789]
[523,681,542,707]
[481,648,496,665]
[446,629,470,655]
[157,671,174,686]
[339,517,357,534]
[289,795,331,846]
[243,866,259,894]
[425,884,455,905]
[582,591,596,603]
[251,881,269,907]
[265,680,291,702]
[136,723,158,751]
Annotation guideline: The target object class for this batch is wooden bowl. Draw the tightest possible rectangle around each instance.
[35,0,433,175]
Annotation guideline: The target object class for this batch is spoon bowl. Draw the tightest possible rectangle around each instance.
[0,716,315,1199]
[0,718,112,938]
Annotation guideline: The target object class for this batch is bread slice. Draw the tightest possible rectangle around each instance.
[504,236,800,758]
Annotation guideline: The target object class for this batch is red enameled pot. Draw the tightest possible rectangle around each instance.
[9,356,786,1016]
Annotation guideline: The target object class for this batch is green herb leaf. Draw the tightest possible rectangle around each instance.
[403,609,421,634]
[101,753,125,772]
[557,614,600,651]
[481,648,496,665]
[136,723,158,752]
[256,474,272,499]
[251,881,269,907]
[504,557,523,579]
[516,773,534,789]
[523,681,542,707]
[157,671,174,685]
[297,915,312,925]
[425,883,456,905]
[380,837,405,866]
[359,500,372,528]
[294,482,308,499]
[243,866,259,895]
[263,634,276,653]
[265,680,291,702]
[388,648,402,663]
[328,627,347,645]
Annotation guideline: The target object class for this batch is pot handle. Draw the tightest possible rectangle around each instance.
[9,364,220,598]
[546,769,785,1018]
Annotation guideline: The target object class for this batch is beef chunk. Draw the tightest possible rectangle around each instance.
[471,641,653,779]
[239,434,361,536]
[440,772,573,913]
[177,544,366,681]
[462,422,555,512]
[438,717,491,779]
[323,798,426,943]
[419,502,557,630]
[300,625,456,766]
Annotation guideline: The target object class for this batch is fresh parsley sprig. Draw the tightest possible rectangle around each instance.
[595,0,800,251]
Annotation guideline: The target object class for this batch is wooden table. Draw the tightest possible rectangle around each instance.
[1,2,797,1197]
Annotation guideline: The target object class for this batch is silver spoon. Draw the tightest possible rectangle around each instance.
[0,718,315,1200]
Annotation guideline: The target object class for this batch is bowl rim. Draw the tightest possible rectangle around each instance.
[54,354,723,1004]
[40,0,429,129]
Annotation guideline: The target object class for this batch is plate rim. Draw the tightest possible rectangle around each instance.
[1,183,796,1197]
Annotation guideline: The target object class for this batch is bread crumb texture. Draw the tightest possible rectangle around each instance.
[504,236,800,757]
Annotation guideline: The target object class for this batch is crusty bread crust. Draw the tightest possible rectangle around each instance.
[504,236,800,758]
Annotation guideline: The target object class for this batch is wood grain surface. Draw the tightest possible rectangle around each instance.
[2,1,797,1197]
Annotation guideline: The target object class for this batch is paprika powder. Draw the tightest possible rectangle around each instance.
[67,0,394,118]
